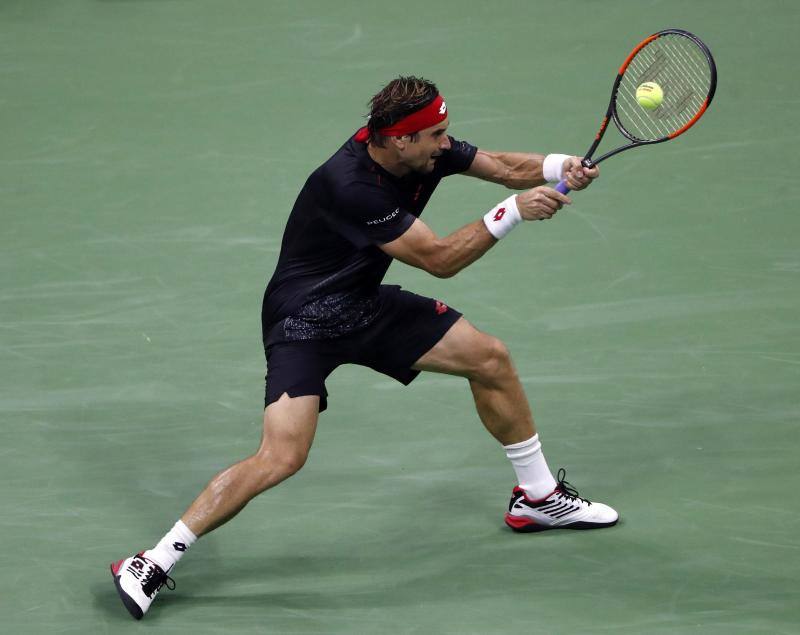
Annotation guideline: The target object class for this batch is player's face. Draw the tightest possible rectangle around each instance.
[403,119,451,173]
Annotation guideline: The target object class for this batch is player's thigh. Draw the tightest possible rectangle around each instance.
[258,392,320,458]
[412,317,505,377]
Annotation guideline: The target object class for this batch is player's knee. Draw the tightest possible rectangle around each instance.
[270,447,309,480]
[281,448,310,477]
[474,335,513,381]
[250,447,309,490]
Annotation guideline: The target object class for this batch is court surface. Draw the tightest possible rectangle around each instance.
[2,1,799,633]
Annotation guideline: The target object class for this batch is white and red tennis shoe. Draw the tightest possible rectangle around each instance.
[110,552,174,620]
[505,468,619,532]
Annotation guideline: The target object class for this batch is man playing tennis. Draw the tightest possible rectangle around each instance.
[111,76,617,620]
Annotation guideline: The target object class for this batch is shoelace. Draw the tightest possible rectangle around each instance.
[555,468,591,506]
[141,563,176,598]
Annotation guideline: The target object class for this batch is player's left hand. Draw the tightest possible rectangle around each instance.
[562,157,599,191]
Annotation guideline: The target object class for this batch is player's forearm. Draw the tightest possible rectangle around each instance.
[428,219,497,278]
[479,150,547,189]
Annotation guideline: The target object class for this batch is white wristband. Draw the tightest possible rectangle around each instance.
[542,153,570,182]
[483,195,522,240]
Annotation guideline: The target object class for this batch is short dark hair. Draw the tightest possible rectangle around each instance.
[366,76,439,147]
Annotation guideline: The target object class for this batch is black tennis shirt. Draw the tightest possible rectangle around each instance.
[262,132,478,345]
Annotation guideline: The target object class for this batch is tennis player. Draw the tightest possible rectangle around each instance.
[111,76,618,620]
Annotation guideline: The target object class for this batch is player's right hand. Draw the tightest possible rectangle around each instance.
[516,186,571,221]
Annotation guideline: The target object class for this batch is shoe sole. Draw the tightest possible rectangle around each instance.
[110,560,144,620]
[505,513,618,533]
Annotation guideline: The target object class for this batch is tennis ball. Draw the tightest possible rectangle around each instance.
[636,82,663,110]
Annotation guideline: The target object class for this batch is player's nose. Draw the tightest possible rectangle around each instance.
[440,136,451,150]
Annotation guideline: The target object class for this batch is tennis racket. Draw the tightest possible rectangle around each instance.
[555,28,717,194]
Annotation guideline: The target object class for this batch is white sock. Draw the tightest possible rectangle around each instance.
[144,520,197,571]
[504,434,557,499]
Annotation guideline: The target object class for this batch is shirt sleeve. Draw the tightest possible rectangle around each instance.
[331,181,416,248]
[434,136,478,177]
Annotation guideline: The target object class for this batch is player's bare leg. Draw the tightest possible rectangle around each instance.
[183,393,320,537]
[412,317,535,445]
[110,393,319,619]
[413,316,618,532]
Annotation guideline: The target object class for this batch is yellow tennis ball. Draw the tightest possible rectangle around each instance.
[636,82,664,110]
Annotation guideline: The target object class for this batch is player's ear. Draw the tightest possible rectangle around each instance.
[390,136,407,151]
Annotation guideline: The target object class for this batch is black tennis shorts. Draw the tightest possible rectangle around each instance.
[263,285,462,412]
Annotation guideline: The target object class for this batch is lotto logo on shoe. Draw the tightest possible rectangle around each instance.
[434,300,448,315]
[126,557,146,579]
[493,207,506,221]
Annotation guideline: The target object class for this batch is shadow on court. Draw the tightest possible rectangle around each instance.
[91,519,795,632]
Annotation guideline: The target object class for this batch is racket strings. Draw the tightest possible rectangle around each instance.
[615,33,713,141]
[624,46,706,134]
[626,40,707,128]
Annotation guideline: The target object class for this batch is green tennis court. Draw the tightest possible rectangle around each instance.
[2,1,798,633]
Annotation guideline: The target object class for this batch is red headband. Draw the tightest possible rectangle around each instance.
[354,94,448,142]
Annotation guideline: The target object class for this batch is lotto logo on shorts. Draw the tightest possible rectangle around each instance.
[434,300,448,315]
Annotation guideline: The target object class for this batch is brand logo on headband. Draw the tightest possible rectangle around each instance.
[439,101,447,115]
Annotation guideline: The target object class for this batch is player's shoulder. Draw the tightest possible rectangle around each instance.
[320,136,394,203]
[434,135,478,176]
[333,171,395,212]
[446,135,476,155]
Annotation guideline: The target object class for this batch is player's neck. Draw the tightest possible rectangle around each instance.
[367,143,410,178]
